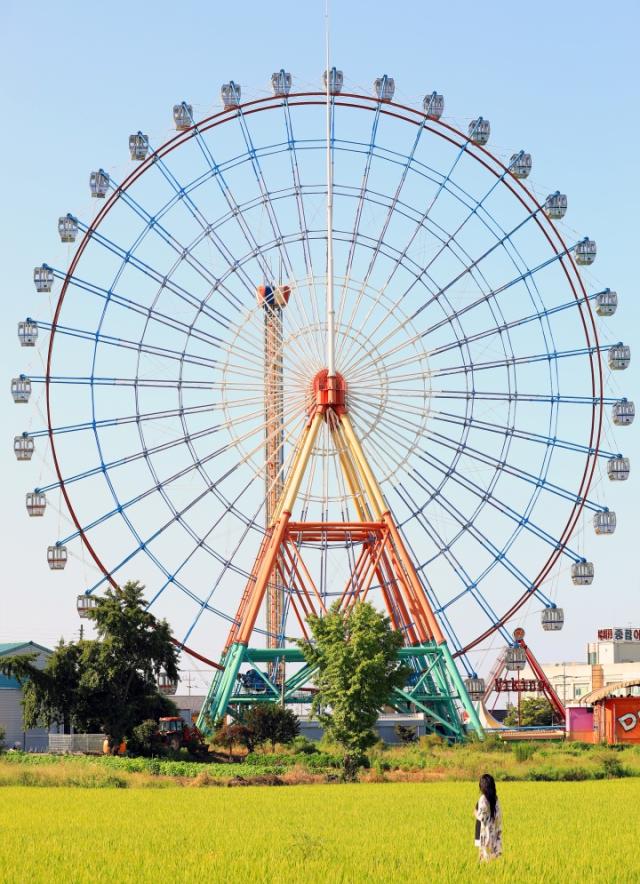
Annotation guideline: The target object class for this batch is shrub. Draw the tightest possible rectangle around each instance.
[419,734,443,751]
[596,752,627,779]
[245,706,300,752]
[513,743,537,763]
[291,736,318,755]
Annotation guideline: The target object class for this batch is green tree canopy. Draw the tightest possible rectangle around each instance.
[298,601,407,776]
[244,704,300,752]
[504,696,554,727]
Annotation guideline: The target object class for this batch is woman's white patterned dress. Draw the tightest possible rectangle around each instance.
[475,795,503,861]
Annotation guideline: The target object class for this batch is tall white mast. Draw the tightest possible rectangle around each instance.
[325,1,335,377]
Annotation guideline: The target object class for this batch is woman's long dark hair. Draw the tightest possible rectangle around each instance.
[479,773,498,819]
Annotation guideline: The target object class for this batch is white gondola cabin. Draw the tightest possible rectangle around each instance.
[374,75,395,102]
[608,457,630,481]
[505,646,526,671]
[575,238,596,265]
[34,265,53,293]
[468,118,490,145]
[90,169,109,198]
[14,434,34,461]
[158,671,178,695]
[11,375,31,403]
[464,677,485,699]
[595,289,617,317]
[541,607,564,631]
[47,545,68,570]
[510,152,532,179]
[544,192,567,220]
[423,92,444,119]
[612,398,634,426]
[58,214,78,243]
[77,594,99,618]
[26,492,46,517]
[271,70,292,97]
[323,67,343,95]
[571,560,594,585]
[129,132,149,161]
[18,320,38,346]
[608,343,630,370]
[593,510,616,535]
[221,82,241,109]
[173,102,193,130]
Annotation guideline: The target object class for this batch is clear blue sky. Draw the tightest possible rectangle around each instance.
[1,0,638,683]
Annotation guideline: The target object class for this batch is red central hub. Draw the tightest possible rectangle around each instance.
[308,369,347,417]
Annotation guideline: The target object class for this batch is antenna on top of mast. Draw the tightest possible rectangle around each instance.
[325,0,336,377]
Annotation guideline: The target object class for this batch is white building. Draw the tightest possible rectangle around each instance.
[522,627,640,705]
[0,642,53,750]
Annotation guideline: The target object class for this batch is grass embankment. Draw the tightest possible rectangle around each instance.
[1,737,639,787]
[0,781,638,883]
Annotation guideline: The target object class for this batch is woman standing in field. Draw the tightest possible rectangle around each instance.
[474,774,502,862]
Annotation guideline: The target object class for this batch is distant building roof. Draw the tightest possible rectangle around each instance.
[0,642,52,656]
[0,642,53,690]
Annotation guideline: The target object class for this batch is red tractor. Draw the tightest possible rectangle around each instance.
[157,717,208,757]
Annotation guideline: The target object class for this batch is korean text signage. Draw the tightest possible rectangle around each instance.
[597,627,640,641]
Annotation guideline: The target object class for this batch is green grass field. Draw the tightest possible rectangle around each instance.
[0,781,638,883]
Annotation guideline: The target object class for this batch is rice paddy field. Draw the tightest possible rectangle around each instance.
[1,780,638,883]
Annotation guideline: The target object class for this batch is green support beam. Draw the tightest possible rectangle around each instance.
[198,641,483,742]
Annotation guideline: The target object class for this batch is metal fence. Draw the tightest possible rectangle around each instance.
[48,733,105,754]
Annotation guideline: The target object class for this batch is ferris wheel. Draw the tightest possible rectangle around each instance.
[13,69,632,718]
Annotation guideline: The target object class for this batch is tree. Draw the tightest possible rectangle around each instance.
[0,640,85,734]
[504,696,554,727]
[79,581,179,747]
[244,705,300,752]
[0,581,179,747]
[213,720,255,758]
[298,601,407,778]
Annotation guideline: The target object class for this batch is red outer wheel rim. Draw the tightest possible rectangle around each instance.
[45,92,603,661]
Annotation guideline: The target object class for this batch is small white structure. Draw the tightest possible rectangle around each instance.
[173,102,193,130]
[47,545,68,570]
[423,92,444,119]
[612,398,634,426]
[593,510,616,535]
[373,75,395,102]
[510,152,532,179]
[90,169,109,198]
[608,343,630,370]
[468,118,490,145]
[271,70,292,97]
[18,320,38,347]
[595,289,617,317]
[129,132,149,161]
[221,81,241,109]
[77,594,99,618]
[571,560,594,585]
[58,214,78,243]
[11,376,32,404]
[575,238,596,265]
[505,646,526,671]
[14,434,34,461]
[541,607,564,631]
[34,265,53,293]
[323,67,343,95]
[607,457,630,481]
[544,192,567,220]
[26,492,46,517]
[464,676,485,699]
